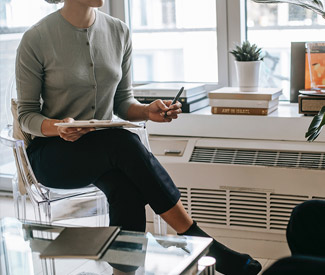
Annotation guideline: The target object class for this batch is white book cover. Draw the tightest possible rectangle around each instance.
[133,83,205,97]
[208,87,283,100]
[209,98,279,108]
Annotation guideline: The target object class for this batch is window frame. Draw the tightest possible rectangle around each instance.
[105,0,247,89]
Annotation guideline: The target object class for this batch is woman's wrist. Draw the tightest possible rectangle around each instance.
[143,103,150,121]
[41,118,62,137]
[126,103,150,121]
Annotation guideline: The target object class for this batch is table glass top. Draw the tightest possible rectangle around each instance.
[0,217,212,275]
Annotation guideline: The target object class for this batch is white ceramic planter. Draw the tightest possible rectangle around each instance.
[235,60,262,92]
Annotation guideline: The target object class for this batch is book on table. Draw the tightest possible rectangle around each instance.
[209,98,279,109]
[211,105,278,116]
[208,87,283,101]
[137,97,209,113]
[135,90,207,104]
[39,226,120,260]
[133,83,206,97]
[208,87,281,115]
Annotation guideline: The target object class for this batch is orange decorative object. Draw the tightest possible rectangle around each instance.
[305,42,325,90]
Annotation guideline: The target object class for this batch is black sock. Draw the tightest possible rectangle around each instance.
[178,221,262,275]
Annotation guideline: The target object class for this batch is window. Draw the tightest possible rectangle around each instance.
[246,1,325,100]
[0,0,62,188]
[128,0,218,83]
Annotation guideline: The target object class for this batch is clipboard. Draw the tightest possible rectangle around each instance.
[54,119,142,128]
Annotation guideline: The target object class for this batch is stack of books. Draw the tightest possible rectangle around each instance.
[208,87,283,115]
[133,83,209,113]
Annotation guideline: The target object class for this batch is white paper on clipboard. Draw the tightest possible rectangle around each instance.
[54,119,142,128]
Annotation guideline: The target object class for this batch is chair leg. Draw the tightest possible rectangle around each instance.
[12,175,26,221]
[38,202,56,275]
[19,195,26,221]
[153,213,167,235]
[32,201,42,223]
[102,200,109,226]
[44,202,52,224]
[32,201,51,224]
[96,191,109,226]
[15,194,26,221]
[41,258,56,275]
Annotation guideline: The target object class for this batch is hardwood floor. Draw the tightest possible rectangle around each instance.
[0,195,275,275]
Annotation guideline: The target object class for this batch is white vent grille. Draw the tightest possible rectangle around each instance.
[269,194,308,230]
[229,191,267,229]
[190,147,325,170]
[190,188,227,225]
[178,187,323,232]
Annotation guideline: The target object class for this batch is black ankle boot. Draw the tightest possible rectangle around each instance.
[178,221,262,275]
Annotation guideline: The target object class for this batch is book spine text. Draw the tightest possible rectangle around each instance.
[211,106,271,115]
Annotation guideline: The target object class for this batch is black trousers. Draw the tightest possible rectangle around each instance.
[27,128,180,232]
[286,199,325,257]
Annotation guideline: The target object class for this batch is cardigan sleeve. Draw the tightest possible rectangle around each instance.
[16,27,48,137]
[113,22,138,120]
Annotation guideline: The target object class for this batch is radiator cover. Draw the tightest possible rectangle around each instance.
[179,186,322,231]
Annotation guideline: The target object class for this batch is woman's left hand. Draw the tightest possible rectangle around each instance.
[146,99,182,122]
[57,118,95,142]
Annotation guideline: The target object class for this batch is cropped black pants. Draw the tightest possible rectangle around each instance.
[27,128,180,232]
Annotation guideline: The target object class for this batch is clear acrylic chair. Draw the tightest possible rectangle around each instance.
[0,74,106,226]
[0,108,108,226]
[1,74,167,234]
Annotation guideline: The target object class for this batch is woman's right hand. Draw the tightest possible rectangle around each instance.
[57,118,95,142]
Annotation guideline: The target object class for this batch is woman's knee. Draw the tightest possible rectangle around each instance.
[109,203,146,232]
[94,169,147,231]
[105,179,147,231]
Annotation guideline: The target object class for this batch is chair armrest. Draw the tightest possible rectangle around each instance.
[0,124,24,148]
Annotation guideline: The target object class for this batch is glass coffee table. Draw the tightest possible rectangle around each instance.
[0,217,213,275]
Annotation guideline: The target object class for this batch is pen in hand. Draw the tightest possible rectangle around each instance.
[164,86,184,117]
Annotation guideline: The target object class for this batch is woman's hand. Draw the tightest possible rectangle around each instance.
[57,118,95,142]
[146,99,182,122]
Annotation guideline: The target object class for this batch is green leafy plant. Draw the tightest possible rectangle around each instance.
[252,0,325,19]
[230,41,264,61]
[252,0,325,141]
[305,106,325,141]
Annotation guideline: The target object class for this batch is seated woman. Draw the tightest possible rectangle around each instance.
[16,0,261,274]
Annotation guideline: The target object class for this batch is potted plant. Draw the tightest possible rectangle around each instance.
[230,41,264,92]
